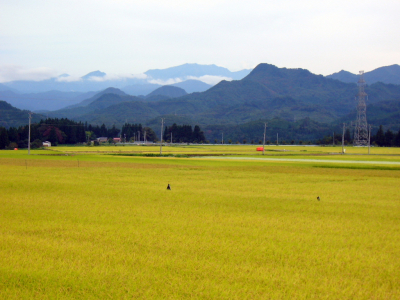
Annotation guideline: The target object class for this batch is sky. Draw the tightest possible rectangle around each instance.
[1,0,399,82]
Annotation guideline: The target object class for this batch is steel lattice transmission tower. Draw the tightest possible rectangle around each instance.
[353,71,369,146]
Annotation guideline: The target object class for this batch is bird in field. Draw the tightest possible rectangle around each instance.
[317,196,320,201]
[167,183,171,190]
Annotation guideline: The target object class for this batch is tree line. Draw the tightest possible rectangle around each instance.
[0,119,208,149]
[163,123,206,143]
[0,118,160,149]
[373,125,400,147]
[120,123,158,143]
[316,125,400,147]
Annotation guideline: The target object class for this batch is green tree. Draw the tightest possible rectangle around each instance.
[0,127,9,149]
[48,127,58,145]
[395,129,400,147]
[144,127,158,142]
[344,128,351,144]
[384,129,394,147]
[375,125,385,146]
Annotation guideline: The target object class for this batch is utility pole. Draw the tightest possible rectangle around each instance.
[160,118,164,155]
[138,131,140,143]
[263,122,267,155]
[333,132,335,146]
[28,112,33,155]
[276,133,278,145]
[222,133,224,144]
[342,123,346,154]
[144,131,147,144]
[171,132,172,144]
[368,125,372,154]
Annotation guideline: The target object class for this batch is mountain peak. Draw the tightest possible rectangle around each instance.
[81,71,106,79]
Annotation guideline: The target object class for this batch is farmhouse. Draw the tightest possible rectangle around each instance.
[42,141,51,147]
[113,137,121,143]
[96,137,108,143]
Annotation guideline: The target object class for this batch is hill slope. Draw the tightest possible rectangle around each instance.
[170,80,212,93]
[0,101,44,128]
[47,63,400,131]
[145,86,187,99]
[327,64,400,85]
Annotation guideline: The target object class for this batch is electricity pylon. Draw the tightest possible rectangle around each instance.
[353,71,368,146]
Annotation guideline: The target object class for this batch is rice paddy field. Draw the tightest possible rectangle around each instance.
[0,145,399,299]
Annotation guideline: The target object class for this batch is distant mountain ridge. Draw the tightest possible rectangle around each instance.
[326,64,400,85]
[1,63,252,95]
[0,101,44,128]
[145,63,251,81]
[44,63,400,133]
[146,86,187,99]
[4,63,400,143]
[0,90,98,111]
[170,80,211,93]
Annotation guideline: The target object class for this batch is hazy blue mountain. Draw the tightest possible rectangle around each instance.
[70,87,128,108]
[145,86,187,99]
[170,80,211,93]
[77,101,159,125]
[0,100,44,128]
[326,70,358,83]
[1,64,251,94]
[18,63,400,136]
[144,63,400,126]
[48,88,142,119]
[0,83,15,92]
[81,70,106,79]
[144,95,171,102]
[87,93,132,110]
[327,64,400,85]
[365,64,400,84]
[145,63,252,80]
[121,83,161,96]
[0,90,97,111]
[66,91,99,107]
[2,72,145,93]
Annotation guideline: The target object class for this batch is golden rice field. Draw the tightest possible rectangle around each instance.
[0,145,399,299]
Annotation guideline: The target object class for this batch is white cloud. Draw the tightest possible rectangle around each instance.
[147,78,184,85]
[187,75,232,85]
[87,73,148,82]
[0,65,58,82]
[55,73,148,82]
[147,75,232,86]
[56,75,82,82]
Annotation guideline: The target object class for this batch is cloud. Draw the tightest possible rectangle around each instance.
[187,75,232,85]
[0,65,58,83]
[147,78,184,85]
[56,73,148,82]
[56,75,82,82]
[147,75,232,86]
[87,73,148,82]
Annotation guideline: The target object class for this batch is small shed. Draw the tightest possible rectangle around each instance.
[43,141,51,147]
[113,137,121,143]
[97,137,108,143]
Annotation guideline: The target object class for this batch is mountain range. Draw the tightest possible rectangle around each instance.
[1,63,400,142]
[326,64,400,85]
[0,63,250,111]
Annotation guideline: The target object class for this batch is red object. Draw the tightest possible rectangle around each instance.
[14,148,18,150]
[256,147,264,151]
